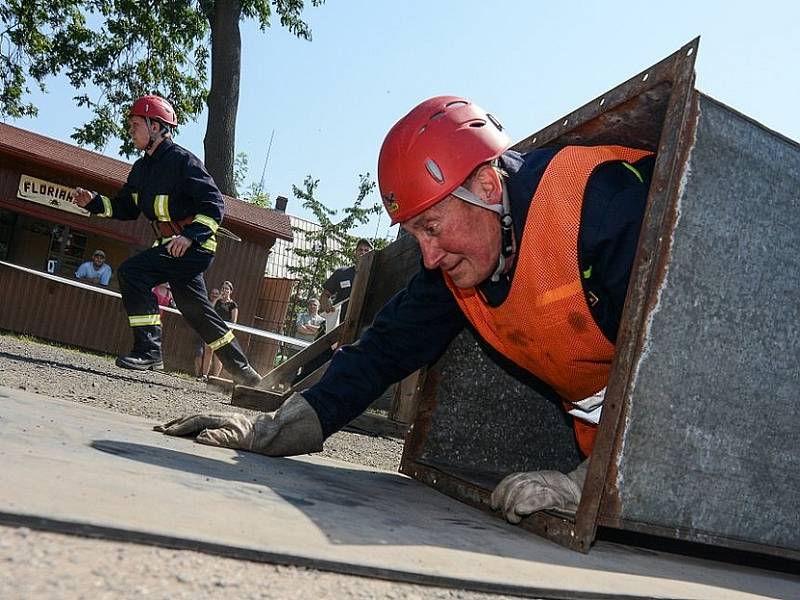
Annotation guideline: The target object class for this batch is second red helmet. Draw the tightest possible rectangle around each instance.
[378,96,511,225]
[130,95,178,127]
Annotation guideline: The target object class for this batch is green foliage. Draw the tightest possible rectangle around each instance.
[1,0,208,154]
[233,151,249,190]
[0,0,323,155]
[233,150,271,207]
[241,182,271,208]
[284,173,383,334]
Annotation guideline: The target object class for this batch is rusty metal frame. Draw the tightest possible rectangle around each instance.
[401,38,701,552]
[575,38,701,552]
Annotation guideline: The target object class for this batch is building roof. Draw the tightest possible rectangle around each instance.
[0,122,292,241]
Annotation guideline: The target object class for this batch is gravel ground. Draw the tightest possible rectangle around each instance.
[0,332,517,600]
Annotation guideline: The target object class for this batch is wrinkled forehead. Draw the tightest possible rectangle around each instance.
[402,195,456,232]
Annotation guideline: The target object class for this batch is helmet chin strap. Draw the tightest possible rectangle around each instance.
[144,116,168,152]
[451,181,514,282]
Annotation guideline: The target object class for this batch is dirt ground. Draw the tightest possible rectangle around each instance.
[0,332,520,600]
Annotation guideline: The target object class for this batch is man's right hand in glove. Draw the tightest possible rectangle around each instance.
[154,393,323,457]
[490,459,589,524]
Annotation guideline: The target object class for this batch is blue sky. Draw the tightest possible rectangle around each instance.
[9,0,799,240]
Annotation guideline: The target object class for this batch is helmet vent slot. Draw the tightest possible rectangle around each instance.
[425,159,445,183]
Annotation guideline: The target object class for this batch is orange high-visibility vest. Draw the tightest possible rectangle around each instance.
[445,146,652,456]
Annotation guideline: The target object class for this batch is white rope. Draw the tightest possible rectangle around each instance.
[0,261,310,349]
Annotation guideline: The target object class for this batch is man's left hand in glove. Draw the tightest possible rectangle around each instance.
[490,459,589,524]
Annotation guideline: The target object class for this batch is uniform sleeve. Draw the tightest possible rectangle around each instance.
[180,155,225,248]
[84,179,141,221]
[302,265,466,438]
[322,270,339,295]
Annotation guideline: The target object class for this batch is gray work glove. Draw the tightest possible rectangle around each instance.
[154,392,323,457]
[490,459,589,524]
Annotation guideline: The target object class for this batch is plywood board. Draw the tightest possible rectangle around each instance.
[0,387,795,599]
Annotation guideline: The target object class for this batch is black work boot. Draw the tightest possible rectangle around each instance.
[215,340,262,387]
[233,365,262,387]
[115,354,164,371]
[118,325,164,371]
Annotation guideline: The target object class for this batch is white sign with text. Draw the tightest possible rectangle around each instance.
[17,174,90,217]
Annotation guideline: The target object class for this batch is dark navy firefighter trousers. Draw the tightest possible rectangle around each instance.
[116,243,249,373]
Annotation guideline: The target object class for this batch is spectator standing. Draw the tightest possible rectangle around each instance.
[195,287,220,380]
[75,250,112,286]
[295,298,325,343]
[319,238,374,328]
[202,281,239,379]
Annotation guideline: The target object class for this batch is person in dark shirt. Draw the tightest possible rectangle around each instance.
[158,96,654,523]
[201,280,239,379]
[72,95,261,387]
[319,238,374,327]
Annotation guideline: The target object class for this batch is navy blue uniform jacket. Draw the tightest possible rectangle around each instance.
[84,139,224,250]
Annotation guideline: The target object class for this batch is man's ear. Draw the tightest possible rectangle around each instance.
[469,164,502,205]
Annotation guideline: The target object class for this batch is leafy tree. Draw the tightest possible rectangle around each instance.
[241,182,271,208]
[233,151,249,190]
[284,173,385,335]
[0,0,322,195]
[233,150,271,207]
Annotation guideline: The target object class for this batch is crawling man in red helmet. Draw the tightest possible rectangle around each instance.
[157,96,654,524]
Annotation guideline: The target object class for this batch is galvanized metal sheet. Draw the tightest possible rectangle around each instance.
[1,387,797,599]
[608,95,800,555]
[409,329,582,482]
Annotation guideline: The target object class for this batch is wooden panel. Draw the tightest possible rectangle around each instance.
[247,277,294,373]
[0,263,131,357]
[203,236,267,327]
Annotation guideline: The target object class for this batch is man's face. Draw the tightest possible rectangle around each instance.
[308,300,319,314]
[402,195,500,289]
[355,242,372,258]
[128,116,153,151]
[92,254,105,268]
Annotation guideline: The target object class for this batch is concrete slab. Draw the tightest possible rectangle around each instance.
[0,386,796,599]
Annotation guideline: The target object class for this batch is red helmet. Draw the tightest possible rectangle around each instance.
[130,95,178,127]
[378,96,511,225]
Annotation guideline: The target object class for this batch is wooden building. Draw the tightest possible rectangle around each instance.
[0,122,293,374]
